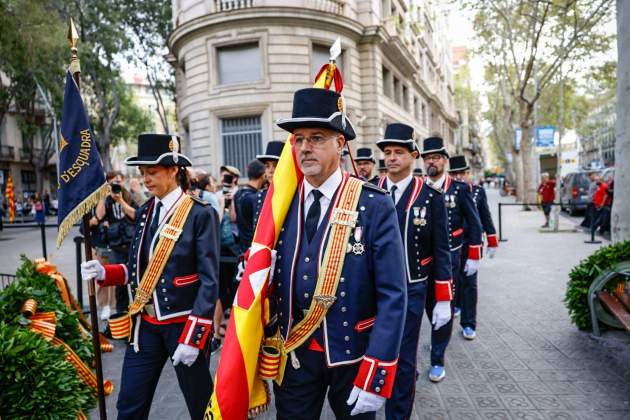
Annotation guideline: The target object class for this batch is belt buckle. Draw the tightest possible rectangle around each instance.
[145,304,155,317]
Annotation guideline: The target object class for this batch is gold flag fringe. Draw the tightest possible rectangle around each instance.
[56,182,109,248]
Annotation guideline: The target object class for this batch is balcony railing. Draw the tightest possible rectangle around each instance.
[0,145,15,160]
[210,0,346,16]
[20,148,42,161]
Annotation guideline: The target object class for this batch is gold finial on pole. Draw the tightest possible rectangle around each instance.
[67,18,81,75]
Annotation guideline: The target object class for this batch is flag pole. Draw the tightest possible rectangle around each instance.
[67,18,108,420]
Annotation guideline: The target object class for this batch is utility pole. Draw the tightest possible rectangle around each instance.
[552,68,564,232]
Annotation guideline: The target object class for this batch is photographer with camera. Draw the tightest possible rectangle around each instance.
[95,171,138,316]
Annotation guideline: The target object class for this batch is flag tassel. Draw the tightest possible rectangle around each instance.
[56,182,108,248]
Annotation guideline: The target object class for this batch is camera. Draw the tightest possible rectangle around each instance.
[111,183,122,194]
[222,174,234,195]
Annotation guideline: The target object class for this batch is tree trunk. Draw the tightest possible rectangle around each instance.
[612,0,630,242]
[519,101,537,207]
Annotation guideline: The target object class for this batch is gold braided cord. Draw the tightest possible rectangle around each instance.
[56,182,108,248]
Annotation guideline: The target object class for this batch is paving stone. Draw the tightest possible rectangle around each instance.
[500,395,535,410]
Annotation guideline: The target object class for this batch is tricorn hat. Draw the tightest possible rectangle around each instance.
[421,136,449,158]
[256,141,284,163]
[378,159,387,171]
[355,147,375,163]
[276,88,356,140]
[125,134,192,167]
[376,123,419,159]
[448,155,470,172]
[413,167,424,176]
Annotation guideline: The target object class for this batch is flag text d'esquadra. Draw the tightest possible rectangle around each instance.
[60,129,92,184]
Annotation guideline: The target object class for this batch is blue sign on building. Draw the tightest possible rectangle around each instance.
[536,126,556,148]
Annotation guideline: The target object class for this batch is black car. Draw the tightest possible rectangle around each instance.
[560,172,591,216]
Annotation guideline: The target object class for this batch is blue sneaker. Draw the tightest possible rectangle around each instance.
[429,365,446,382]
[463,327,476,340]
[453,307,461,318]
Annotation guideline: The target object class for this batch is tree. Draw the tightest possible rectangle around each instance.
[0,0,66,192]
[612,0,630,242]
[468,0,614,204]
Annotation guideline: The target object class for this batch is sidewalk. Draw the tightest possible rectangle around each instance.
[78,188,629,419]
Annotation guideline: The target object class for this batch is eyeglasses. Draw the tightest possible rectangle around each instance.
[293,134,335,147]
[422,154,445,162]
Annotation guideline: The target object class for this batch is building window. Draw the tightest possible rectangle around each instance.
[393,77,401,105]
[382,66,392,98]
[421,103,427,127]
[414,97,419,120]
[21,170,36,196]
[221,115,262,175]
[402,85,409,111]
[311,43,343,80]
[217,42,261,85]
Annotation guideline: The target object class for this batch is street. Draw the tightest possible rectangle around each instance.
[1,189,629,419]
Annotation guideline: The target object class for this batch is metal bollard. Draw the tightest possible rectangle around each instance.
[40,223,47,259]
[74,236,84,309]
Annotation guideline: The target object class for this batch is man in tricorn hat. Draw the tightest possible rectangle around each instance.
[269,87,407,418]
[449,155,498,340]
[421,136,482,382]
[354,147,379,184]
[377,159,387,178]
[81,134,219,419]
[375,123,452,419]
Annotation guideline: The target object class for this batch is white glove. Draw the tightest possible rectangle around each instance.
[172,343,200,367]
[432,301,452,331]
[464,259,480,276]
[81,260,105,282]
[346,386,386,416]
[487,247,497,259]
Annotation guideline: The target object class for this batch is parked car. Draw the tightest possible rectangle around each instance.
[560,171,591,216]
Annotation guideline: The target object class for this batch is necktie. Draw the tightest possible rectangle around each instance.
[305,190,323,243]
[149,201,163,240]
[390,185,398,204]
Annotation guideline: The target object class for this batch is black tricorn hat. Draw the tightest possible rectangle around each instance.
[355,147,375,163]
[421,136,449,158]
[276,88,356,140]
[449,155,470,172]
[378,159,387,171]
[376,123,419,158]
[125,134,192,167]
[256,140,284,163]
[413,167,424,176]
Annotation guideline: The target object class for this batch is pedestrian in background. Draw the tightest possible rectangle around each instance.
[198,174,223,219]
[537,172,555,228]
[96,171,138,316]
[233,160,266,255]
[32,192,45,225]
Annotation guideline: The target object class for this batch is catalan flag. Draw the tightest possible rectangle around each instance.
[5,175,15,223]
[56,71,107,247]
[207,48,344,420]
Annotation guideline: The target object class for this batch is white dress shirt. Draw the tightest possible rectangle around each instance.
[427,173,447,190]
[149,186,184,255]
[386,173,414,205]
[303,168,343,227]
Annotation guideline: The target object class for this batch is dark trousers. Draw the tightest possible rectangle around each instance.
[274,346,375,420]
[459,270,478,330]
[110,249,130,313]
[425,249,460,367]
[385,280,428,420]
[116,321,212,420]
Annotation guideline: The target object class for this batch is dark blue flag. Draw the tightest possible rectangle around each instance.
[56,71,107,247]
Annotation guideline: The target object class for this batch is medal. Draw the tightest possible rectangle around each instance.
[419,207,427,226]
[413,207,422,225]
[351,226,365,255]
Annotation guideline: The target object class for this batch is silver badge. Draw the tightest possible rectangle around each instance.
[352,242,365,255]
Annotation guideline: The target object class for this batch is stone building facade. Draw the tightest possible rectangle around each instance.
[169,0,458,175]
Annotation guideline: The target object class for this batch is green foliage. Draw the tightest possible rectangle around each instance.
[0,257,94,364]
[564,241,630,330]
[0,322,94,419]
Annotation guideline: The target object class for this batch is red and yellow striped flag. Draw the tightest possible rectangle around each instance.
[207,58,343,419]
[5,175,15,223]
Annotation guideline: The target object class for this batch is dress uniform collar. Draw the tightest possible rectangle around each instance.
[385,173,414,198]
[303,168,343,202]
[153,186,183,223]
[427,173,447,190]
